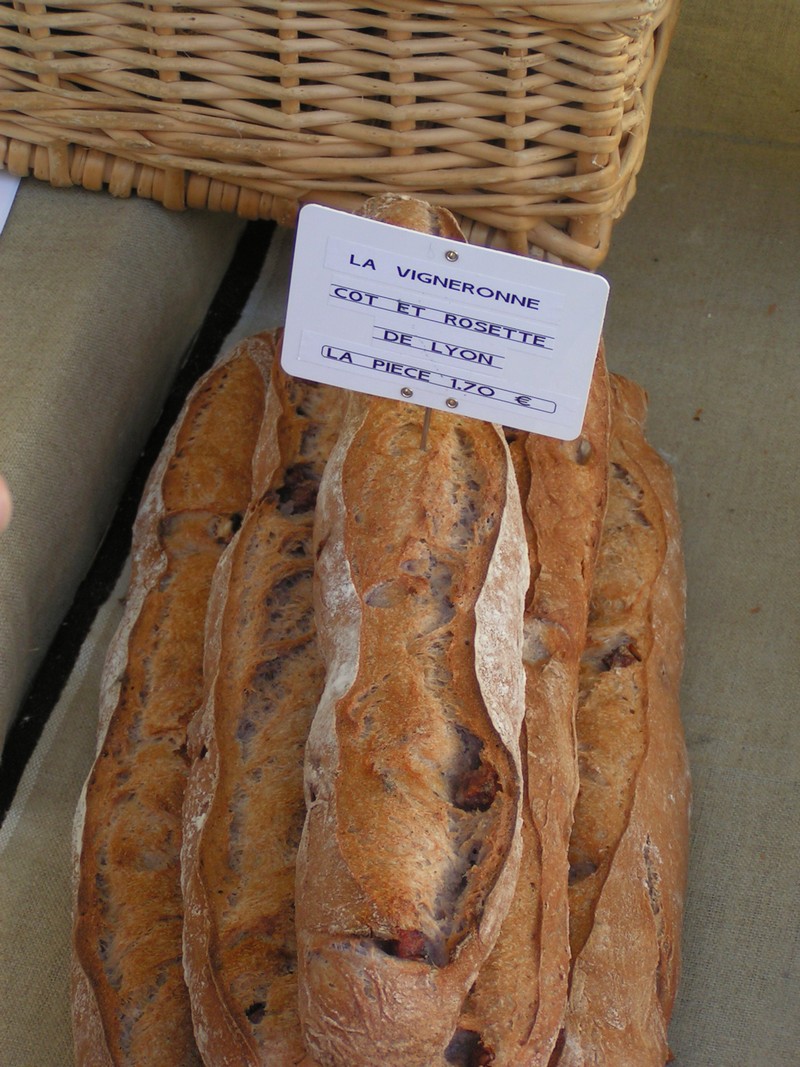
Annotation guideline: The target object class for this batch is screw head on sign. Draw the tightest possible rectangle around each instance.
[401,386,413,398]
[445,250,459,262]
[446,398,458,408]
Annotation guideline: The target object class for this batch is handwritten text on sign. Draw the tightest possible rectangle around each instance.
[281,205,609,439]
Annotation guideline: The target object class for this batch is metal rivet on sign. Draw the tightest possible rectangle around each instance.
[401,386,413,398]
[446,397,458,408]
[445,249,459,262]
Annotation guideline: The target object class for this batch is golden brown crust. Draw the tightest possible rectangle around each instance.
[357,193,466,243]
[296,394,528,1066]
[180,355,345,1067]
[454,346,612,1066]
[552,373,690,1067]
[71,334,275,1066]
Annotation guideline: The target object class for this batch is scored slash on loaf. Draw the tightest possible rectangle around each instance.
[71,194,689,1067]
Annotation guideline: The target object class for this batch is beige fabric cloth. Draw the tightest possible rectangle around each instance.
[0,567,127,1065]
[0,180,244,746]
[1,0,799,1063]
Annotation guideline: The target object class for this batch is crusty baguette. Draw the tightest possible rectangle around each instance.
[296,390,528,1066]
[71,333,274,1066]
[551,373,690,1066]
[452,346,611,1066]
[180,351,345,1066]
[294,192,528,1065]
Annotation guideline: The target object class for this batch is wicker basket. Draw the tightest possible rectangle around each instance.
[0,0,679,268]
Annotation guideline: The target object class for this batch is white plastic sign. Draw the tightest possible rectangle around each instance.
[0,171,20,235]
[281,205,609,440]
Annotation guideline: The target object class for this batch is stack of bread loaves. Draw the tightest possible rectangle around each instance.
[71,196,690,1067]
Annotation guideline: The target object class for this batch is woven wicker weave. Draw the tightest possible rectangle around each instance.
[0,0,679,267]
